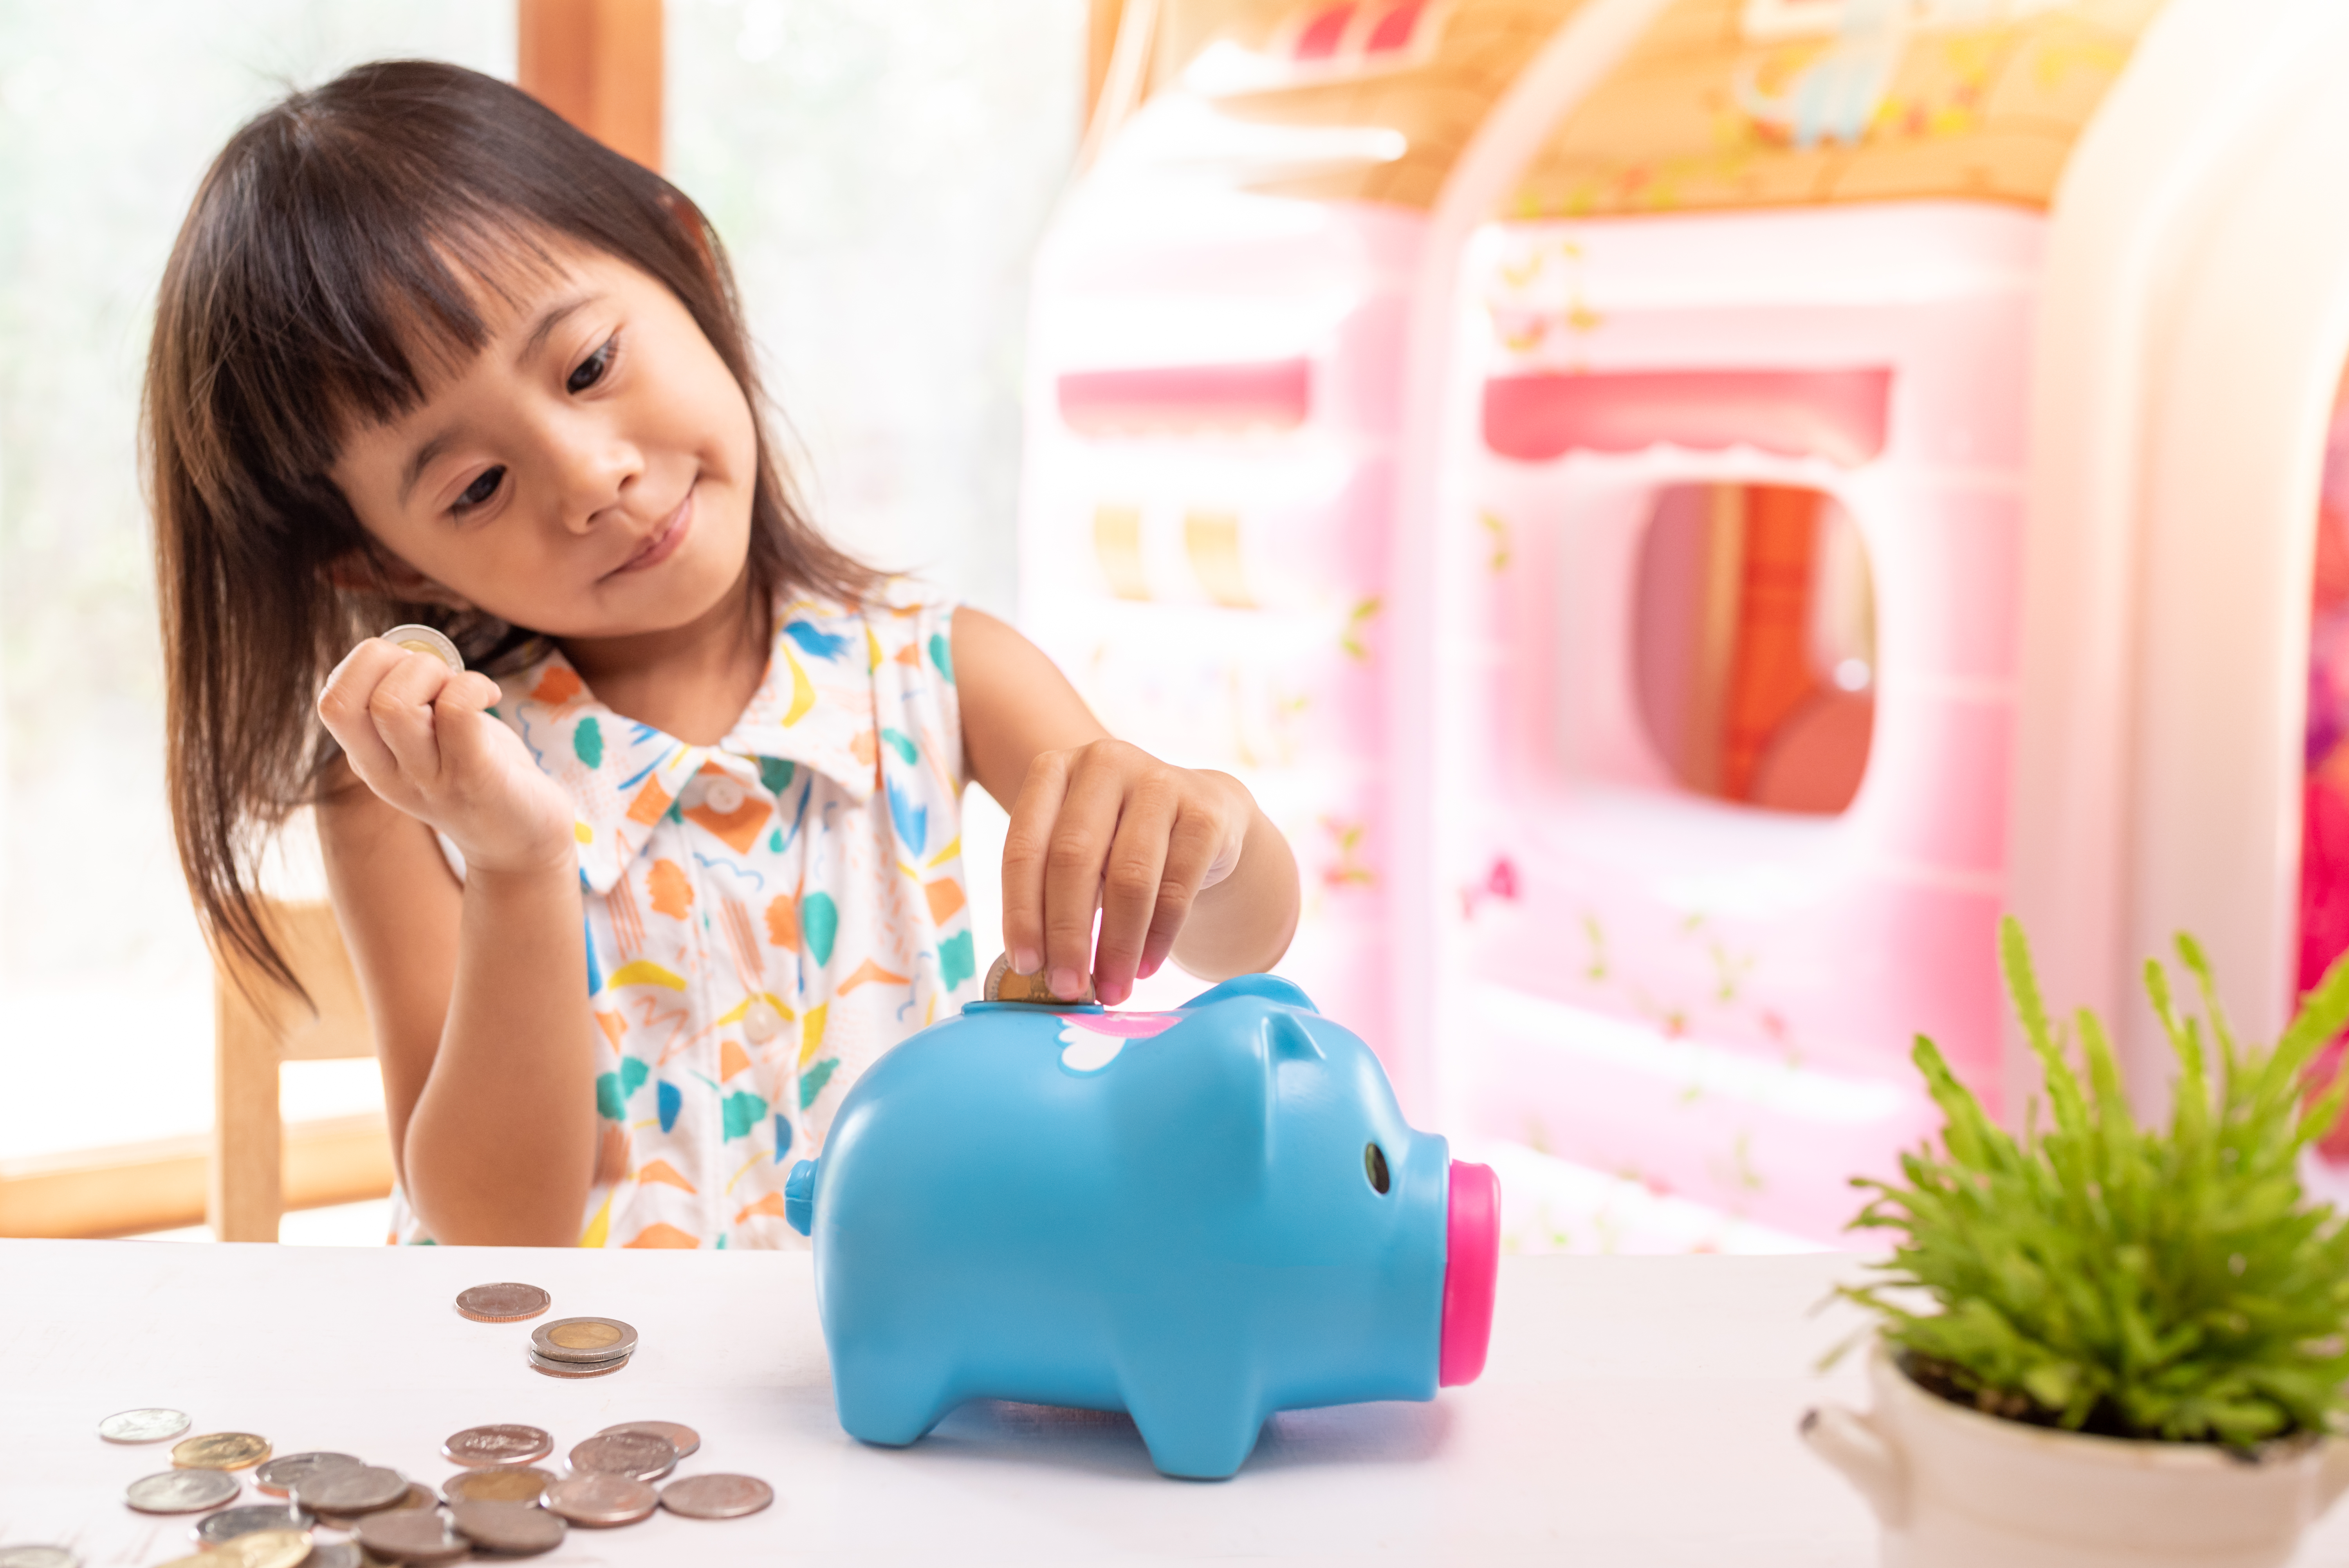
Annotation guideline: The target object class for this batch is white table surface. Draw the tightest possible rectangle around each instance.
[1,1240,2343,1567]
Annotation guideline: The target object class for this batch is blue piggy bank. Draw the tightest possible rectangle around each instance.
[784,973,1499,1479]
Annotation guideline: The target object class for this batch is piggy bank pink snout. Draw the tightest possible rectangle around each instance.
[1439,1159,1500,1387]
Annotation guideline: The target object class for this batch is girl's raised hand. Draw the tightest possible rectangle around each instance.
[999,739,1255,1008]
[317,639,576,877]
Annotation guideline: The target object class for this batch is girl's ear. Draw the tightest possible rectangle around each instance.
[325,545,475,612]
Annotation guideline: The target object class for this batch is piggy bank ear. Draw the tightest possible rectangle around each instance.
[1180,973,1319,1014]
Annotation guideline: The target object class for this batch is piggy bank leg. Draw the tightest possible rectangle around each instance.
[1122,1360,1267,1480]
[833,1350,958,1448]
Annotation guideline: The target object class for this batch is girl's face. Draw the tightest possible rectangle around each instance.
[331,245,758,641]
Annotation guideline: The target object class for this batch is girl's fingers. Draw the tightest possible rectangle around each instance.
[1140,804,1224,983]
[367,649,463,787]
[317,641,408,792]
[1041,753,1128,1001]
[427,671,503,787]
[999,751,1071,978]
[1093,780,1177,1007]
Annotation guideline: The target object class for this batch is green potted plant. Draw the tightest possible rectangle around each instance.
[1803,917,2349,1568]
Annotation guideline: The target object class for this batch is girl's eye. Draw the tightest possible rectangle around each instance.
[567,334,618,394]
[453,466,505,513]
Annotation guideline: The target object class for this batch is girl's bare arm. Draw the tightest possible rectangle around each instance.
[316,643,596,1245]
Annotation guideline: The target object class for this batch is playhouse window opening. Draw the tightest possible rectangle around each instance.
[1631,483,1875,816]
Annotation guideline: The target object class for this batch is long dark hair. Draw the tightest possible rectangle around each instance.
[147,60,879,999]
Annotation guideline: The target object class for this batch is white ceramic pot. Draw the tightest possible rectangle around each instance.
[1803,1344,2349,1568]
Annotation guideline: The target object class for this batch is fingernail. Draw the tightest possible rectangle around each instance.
[1100,978,1130,1007]
[1139,955,1161,979]
[1050,967,1081,1000]
[1012,947,1041,976]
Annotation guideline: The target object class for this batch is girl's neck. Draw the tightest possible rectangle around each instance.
[559,571,769,747]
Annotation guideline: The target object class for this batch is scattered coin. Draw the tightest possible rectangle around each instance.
[567,1431,675,1481]
[443,1464,556,1504]
[983,951,1094,1005]
[596,1419,700,1459]
[354,1511,466,1566]
[530,1317,637,1364]
[97,1407,190,1443]
[379,624,464,672]
[290,1464,408,1515]
[193,1503,311,1546]
[659,1472,775,1519]
[545,1472,658,1527]
[525,1347,628,1378]
[125,1468,240,1512]
[300,1546,362,1568]
[148,1530,311,1568]
[253,1451,361,1497]
[171,1431,269,1470]
[450,1499,566,1555]
[443,1424,552,1467]
[454,1282,550,1323]
[0,1548,79,1568]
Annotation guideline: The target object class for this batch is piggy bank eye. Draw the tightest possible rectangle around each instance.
[1363,1141,1390,1194]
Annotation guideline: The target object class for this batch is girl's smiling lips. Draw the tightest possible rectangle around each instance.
[611,489,694,576]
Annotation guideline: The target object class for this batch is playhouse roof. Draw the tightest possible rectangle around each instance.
[1505,0,2165,219]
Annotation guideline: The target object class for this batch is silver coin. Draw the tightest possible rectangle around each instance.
[545,1472,657,1527]
[379,624,464,672]
[529,1317,637,1363]
[125,1467,240,1512]
[450,1498,566,1555]
[290,1464,407,1513]
[97,1406,191,1443]
[659,1472,775,1519]
[442,1424,552,1467]
[525,1347,628,1378]
[0,1548,80,1568]
[253,1451,361,1497]
[567,1430,675,1480]
[193,1503,311,1546]
[595,1420,699,1459]
[353,1510,467,1565]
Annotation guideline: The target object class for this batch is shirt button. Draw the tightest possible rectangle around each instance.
[701,777,745,815]
[743,999,785,1044]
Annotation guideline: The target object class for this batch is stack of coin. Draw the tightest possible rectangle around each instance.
[527,1316,636,1377]
[568,1431,677,1481]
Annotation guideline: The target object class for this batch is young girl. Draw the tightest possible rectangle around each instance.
[149,61,1299,1248]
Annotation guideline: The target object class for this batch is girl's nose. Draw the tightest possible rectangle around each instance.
[550,421,643,535]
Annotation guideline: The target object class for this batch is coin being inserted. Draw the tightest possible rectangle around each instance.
[378,623,463,672]
[983,952,1095,1006]
[454,1282,550,1323]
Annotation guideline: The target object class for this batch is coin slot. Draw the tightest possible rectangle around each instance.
[1364,1140,1390,1194]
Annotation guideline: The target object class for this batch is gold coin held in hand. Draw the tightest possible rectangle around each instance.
[378,623,463,672]
[171,1431,269,1470]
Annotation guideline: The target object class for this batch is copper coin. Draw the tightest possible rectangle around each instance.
[319,1481,439,1523]
[171,1431,269,1470]
[659,1473,775,1519]
[443,1465,555,1504]
[97,1407,189,1443]
[443,1424,552,1467]
[253,1451,361,1498]
[454,1282,550,1323]
[567,1430,675,1480]
[530,1317,637,1363]
[300,1548,362,1568]
[125,1468,239,1512]
[449,1499,565,1555]
[290,1464,408,1514]
[191,1503,310,1546]
[596,1420,700,1459]
[525,1348,628,1379]
[354,1511,466,1565]
[546,1472,657,1527]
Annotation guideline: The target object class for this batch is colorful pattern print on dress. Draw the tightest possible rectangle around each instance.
[386,583,973,1249]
